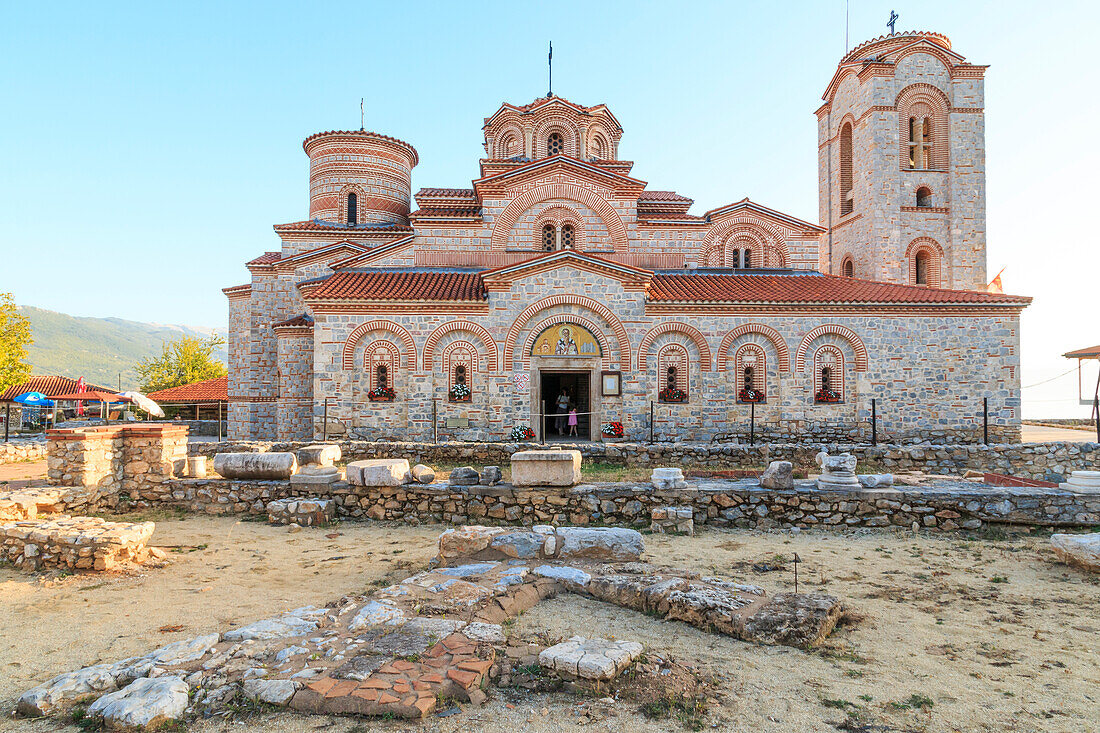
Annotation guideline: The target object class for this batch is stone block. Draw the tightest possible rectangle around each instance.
[538,636,644,680]
[556,527,644,562]
[346,459,410,487]
[651,467,686,490]
[448,466,480,485]
[480,466,503,485]
[213,452,297,480]
[411,464,435,483]
[186,456,207,479]
[436,525,506,561]
[760,461,794,489]
[267,498,336,526]
[1050,532,1100,571]
[297,444,341,467]
[858,474,894,489]
[87,676,188,731]
[290,465,341,488]
[511,450,581,487]
[1060,470,1100,494]
[650,506,694,535]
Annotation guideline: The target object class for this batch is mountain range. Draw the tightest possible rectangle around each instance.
[18,306,228,391]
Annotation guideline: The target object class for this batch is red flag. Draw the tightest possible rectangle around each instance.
[76,377,85,416]
[986,268,1004,294]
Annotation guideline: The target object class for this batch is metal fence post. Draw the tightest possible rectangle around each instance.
[749,401,755,445]
[217,401,223,442]
[649,401,655,444]
[1094,396,1099,443]
[432,398,438,443]
[322,397,329,442]
[871,398,877,446]
[982,397,989,445]
[4,404,9,442]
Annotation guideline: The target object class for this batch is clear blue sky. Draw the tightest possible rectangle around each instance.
[2,1,1096,417]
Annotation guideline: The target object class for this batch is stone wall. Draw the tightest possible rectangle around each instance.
[46,424,188,493]
[0,439,47,465]
[155,477,1100,532]
[187,439,1100,482]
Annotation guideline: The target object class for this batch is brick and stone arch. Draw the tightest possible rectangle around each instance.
[337,185,366,225]
[520,314,612,370]
[342,320,417,371]
[718,323,790,372]
[906,237,944,287]
[504,294,632,370]
[702,219,790,268]
[493,125,524,158]
[915,185,934,207]
[841,255,855,277]
[534,205,585,250]
[491,184,629,251]
[364,340,399,392]
[896,84,950,171]
[795,324,868,372]
[534,116,580,158]
[734,343,768,401]
[587,126,611,159]
[441,340,478,400]
[839,118,854,216]
[639,322,713,372]
[813,344,845,401]
[423,320,499,372]
[658,343,690,399]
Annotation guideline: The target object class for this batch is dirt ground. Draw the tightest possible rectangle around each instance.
[2,515,1097,733]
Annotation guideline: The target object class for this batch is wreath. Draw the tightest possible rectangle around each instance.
[449,383,471,401]
[738,388,765,403]
[601,421,624,437]
[368,386,395,401]
[658,386,688,403]
[815,388,842,403]
[509,425,536,441]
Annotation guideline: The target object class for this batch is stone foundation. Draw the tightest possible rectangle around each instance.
[0,439,48,465]
[187,439,1100,483]
[266,498,335,526]
[1,516,155,571]
[157,477,1099,531]
[47,424,188,492]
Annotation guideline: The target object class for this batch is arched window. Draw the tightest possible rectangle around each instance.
[839,122,854,216]
[735,343,767,403]
[346,192,358,225]
[908,116,933,170]
[547,132,563,156]
[499,133,519,158]
[915,250,931,285]
[442,341,477,402]
[658,344,689,403]
[730,249,740,268]
[589,134,607,160]
[916,186,933,207]
[813,346,844,403]
[542,224,556,251]
[842,257,854,277]
[455,364,466,385]
[742,249,752,269]
[375,364,388,389]
[365,341,398,400]
[560,223,574,249]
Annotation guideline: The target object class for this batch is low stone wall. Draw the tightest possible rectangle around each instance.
[47,424,188,493]
[156,477,1100,532]
[1,516,155,571]
[188,439,1100,482]
[0,439,47,465]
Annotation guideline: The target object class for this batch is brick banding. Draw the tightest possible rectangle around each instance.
[503,294,631,371]
[342,320,417,371]
[638,322,713,372]
[520,314,612,370]
[490,183,628,251]
[795,324,869,372]
[718,324,791,372]
[423,321,499,372]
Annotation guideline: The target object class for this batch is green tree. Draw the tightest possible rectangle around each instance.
[137,335,227,393]
[0,293,33,393]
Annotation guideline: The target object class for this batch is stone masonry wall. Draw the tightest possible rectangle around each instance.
[188,439,1100,483]
[47,425,188,494]
[153,478,1100,532]
[0,440,47,465]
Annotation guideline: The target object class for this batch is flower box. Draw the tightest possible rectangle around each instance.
[368,387,395,402]
[738,388,765,404]
[510,425,535,441]
[601,421,624,438]
[449,384,471,403]
[814,388,842,404]
[658,387,688,403]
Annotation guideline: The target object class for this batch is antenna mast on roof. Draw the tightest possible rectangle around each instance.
[547,41,553,97]
[360,98,364,131]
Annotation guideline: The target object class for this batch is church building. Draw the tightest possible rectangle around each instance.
[224,31,1029,444]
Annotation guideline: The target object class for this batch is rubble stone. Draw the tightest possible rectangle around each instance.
[86,676,188,731]
[346,459,411,487]
[1050,532,1100,571]
[760,460,794,489]
[651,467,686,490]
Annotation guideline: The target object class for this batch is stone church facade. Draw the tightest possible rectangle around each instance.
[224,31,1029,444]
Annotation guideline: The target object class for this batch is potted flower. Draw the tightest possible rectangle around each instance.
[814,387,842,404]
[738,388,765,404]
[449,383,471,402]
[601,421,624,439]
[510,424,536,442]
[368,386,395,402]
[658,386,688,403]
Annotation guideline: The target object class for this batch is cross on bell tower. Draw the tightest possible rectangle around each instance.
[888,10,899,35]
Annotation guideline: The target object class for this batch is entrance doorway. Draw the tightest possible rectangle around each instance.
[540,371,591,441]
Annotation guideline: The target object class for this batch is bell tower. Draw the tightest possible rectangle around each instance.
[817,31,988,290]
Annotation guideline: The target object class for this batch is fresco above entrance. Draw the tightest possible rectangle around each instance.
[531,323,602,358]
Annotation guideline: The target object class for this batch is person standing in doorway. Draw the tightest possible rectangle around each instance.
[568,407,578,437]
[555,388,570,435]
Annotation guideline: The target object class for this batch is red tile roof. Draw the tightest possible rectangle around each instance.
[303,271,488,301]
[638,190,692,202]
[410,207,482,219]
[637,212,706,222]
[146,376,228,404]
[416,188,477,198]
[0,376,114,402]
[274,220,414,233]
[1064,344,1100,359]
[647,273,1031,305]
[273,314,314,328]
[301,130,418,164]
[247,251,281,266]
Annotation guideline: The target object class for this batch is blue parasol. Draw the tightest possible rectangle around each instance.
[13,391,55,407]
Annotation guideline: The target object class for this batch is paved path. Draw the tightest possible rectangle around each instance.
[0,459,47,490]
[1021,425,1097,443]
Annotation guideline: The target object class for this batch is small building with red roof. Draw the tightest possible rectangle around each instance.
[146,376,228,420]
[224,30,1028,444]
